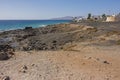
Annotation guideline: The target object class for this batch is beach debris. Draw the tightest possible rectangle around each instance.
[103,61,110,64]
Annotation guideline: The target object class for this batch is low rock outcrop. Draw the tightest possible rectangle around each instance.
[0,44,15,60]
[0,22,120,52]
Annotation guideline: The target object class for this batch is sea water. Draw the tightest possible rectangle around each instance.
[0,20,71,31]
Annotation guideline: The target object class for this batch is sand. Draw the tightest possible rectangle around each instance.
[0,44,120,80]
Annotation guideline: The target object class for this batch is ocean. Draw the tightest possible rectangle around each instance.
[0,20,71,31]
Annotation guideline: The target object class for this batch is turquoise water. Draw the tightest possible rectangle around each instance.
[0,20,71,31]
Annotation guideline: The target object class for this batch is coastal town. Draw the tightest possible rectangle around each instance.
[73,13,120,22]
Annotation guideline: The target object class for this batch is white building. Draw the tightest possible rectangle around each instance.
[73,17,84,22]
[106,15,116,22]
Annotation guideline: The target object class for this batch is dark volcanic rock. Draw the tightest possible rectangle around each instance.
[0,22,120,51]
[0,44,15,60]
[25,26,33,30]
[0,52,9,60]
[0,44,14,52]
[103,61,110,64]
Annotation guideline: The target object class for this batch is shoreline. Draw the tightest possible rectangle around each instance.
[0,20,71,32]
[1,21,119,33]
[0,21,119,51]
[0,23,66,33]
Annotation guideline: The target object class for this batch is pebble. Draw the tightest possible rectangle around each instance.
[103,61,110,64]
[2,76,10,80]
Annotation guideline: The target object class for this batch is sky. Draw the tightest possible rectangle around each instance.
[0,0,120,20]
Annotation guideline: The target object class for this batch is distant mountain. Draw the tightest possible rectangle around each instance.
[51,16,84,20]
[51,16,74,20]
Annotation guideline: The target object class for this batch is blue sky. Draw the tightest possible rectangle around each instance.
[0,0,120,19]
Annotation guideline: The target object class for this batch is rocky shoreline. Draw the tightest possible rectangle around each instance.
[0,22,120,60]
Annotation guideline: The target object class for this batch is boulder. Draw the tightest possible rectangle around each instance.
[25,26,32,30]
[0,52,9,60]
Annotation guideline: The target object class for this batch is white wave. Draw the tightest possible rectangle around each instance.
[0,30,4,33]
[39,25,47,27]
